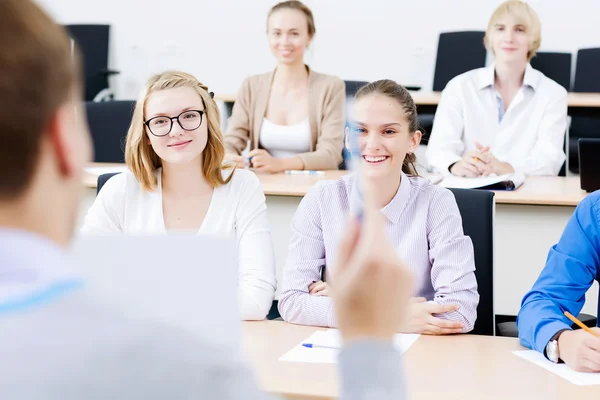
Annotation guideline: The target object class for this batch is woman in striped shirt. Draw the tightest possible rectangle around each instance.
[278,80,480,334]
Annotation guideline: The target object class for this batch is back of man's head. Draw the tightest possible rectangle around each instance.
[0,0,82,201]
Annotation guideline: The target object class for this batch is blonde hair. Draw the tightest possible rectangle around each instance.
[484,0,541,61]
[125,71,233,191]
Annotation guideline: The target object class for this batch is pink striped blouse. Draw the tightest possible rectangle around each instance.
[278,172,480,332]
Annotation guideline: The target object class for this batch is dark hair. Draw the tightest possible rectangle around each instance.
[355,79,421,176]
[268,1,316,38]
[0,0,81,199]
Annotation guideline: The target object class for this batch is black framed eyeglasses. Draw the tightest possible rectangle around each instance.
[144,110,204,137]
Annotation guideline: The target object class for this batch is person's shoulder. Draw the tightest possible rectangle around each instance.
[315,174,350,196]
[243,71,273,88]
[300,174,350,210]
[309,69,345,91]
[444,67,485,90]
[580,190,600,215]
[219,168,265,207]
[535,70,568,98]
[62,295,225,394]
[222,167,261,190]
[407,175,456,205]
[97,170,140,196]
[51,292,217,364]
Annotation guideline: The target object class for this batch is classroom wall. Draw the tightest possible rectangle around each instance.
[39,0,600,99]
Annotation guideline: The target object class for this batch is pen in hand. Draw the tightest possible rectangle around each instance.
[564,311,600,337]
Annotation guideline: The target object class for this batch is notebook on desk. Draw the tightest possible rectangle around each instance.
[440,172,525,191]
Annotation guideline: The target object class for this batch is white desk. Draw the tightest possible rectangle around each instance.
[80,166,599,319]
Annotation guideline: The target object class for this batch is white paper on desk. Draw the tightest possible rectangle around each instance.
[84,166,128,176]
[514,350,600,386]
[440,173,524,190]
[279,329,420,364]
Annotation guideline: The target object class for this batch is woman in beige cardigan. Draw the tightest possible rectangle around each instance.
[224,0,345,172]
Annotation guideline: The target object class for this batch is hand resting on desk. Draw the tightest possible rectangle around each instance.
[400,297,464,335]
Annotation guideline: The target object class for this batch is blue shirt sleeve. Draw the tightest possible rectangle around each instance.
[517,191,600,354]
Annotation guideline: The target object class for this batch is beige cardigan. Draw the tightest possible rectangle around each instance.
[223,67,345,170]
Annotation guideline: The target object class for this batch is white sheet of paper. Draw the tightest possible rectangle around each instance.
[279,329,420,364]
[514,350,600,386]
[84,166,128,176]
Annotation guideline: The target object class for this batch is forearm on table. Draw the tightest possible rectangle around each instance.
[297,149,342,171]
[517,297,575,353]
[278,290,337,327]
[432,293,478,332]
[238,283,275,321]
[278,156,305,171]
[427,148,462,173]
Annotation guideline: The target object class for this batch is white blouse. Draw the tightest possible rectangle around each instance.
[426,64,567,176]
[81,168,277,321]
[259,117,311,158]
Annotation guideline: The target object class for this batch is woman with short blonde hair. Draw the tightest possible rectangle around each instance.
[484,0,541,61]
[427,0,567,177]
[83,71,277,321]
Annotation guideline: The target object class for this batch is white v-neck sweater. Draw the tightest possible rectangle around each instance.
[81,168,276,321]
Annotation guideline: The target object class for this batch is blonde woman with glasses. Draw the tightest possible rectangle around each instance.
[426,0,567,177]
[82,71,276,321]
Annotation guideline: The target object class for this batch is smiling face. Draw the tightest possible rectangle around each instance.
[144,86,208,166]
[347,93,421,183]
[267,8,312,66]
[489,13,530,63]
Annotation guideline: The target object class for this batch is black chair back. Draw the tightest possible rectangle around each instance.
[344,80,368,98]
[569,48,600,173]
[267,300,281,320]
[65,24,116,101]
[574,48,600,92]
[530,52,572,91]
[448,188,495,336]
[86,100,135,163]
[433,31,487,92]
[97,173,120,195]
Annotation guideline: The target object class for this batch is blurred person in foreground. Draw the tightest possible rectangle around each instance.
[0,1,413,399]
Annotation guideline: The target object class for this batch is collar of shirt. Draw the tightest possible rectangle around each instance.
[0,228,81,309]
[344,172,412,224]
[477,63,540,122]
[476,63,541,92]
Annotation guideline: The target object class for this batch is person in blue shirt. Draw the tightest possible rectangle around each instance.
[518,190,600,372]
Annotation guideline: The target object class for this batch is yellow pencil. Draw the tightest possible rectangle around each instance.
[564,311,599,337]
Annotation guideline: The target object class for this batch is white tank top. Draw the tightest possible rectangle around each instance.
[259,117,311,158]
